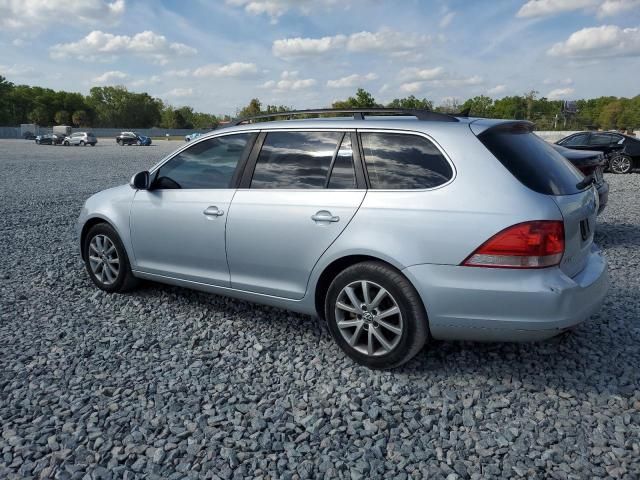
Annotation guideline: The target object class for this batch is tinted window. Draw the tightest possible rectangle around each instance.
[327,134,356,189]
[478,124,584,195]
[561,133,589,146]
[360,132,453,189]
[154,134,253,189]
[590,133,612,146]
[251,131,342,189]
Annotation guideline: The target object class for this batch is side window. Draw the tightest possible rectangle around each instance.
[251,131,342,189]
[327,134,356,189]
[360,132,453,189]
[610,134,625,145]
[562,133,588,146]
[154,133,254,189]
[589,133,612,146]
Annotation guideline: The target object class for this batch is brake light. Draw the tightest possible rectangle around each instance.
[462,221,564,268]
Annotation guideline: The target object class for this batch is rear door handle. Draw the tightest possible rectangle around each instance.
[203,206,224,217]
[311,210,340,223]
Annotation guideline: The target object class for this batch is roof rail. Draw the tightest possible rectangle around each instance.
[229,108,460,126]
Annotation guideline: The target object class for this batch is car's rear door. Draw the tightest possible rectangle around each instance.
[226,130,366,299]
[130,132,256,286]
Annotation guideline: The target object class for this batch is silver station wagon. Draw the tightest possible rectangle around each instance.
[78,108,608,369]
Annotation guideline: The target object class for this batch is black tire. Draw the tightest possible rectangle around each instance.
[83,223,139,293]
[64,141,69,146]
[610,153,632,174]
[325,261,428,369]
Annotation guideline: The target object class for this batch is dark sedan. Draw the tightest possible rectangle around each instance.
[552,144,609,214]
[556,131,640,174]
[34,134,64,145]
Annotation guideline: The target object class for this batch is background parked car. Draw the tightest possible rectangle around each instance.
[556,131,640,174]
[184,132,203,142]
[551,144,608,214]
[116,132,152,146]
[22,131,36,140]
[35,134,65,145]
[63,132,97,146]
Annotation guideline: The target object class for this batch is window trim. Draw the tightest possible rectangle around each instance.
[239,129,366,190]
[356,128,457,192]
[149,131,258,190]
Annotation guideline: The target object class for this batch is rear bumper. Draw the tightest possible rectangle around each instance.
[403,245,608,342]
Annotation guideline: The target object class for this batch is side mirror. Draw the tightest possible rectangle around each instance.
[130,171,150,190]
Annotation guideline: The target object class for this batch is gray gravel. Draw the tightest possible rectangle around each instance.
[1,138,639,479]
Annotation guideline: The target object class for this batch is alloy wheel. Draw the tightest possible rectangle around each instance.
[88,234,120,285]
[334,280,403,356]
[610,154,632,174]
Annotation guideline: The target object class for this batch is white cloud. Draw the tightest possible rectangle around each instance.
[164,88,194,97]
[327,73,377,88]
[487,84,507,95]
[262,71,316,91]
[517,0,640,18]
[165,69,191,78]
[273,35,347,57]
[0,64,39,77]
[440,11,455,28]
[92,70,128,84]
[192,62,258,78]
[50,30,196,64]
[0,0,124,29]
[226,0,346,21]
[273,29,432,58]
[400,82,425,94]
[548,25,640,58]
[130,75,161,87]
[399,66,445,82]
[547,87,575,100]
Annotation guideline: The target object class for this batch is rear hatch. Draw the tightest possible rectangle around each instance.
[476,121,598,277]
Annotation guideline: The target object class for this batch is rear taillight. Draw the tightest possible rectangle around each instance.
[462,221,564,269]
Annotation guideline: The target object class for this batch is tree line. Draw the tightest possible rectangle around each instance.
[0,76,219,129]
[1,75,639,131]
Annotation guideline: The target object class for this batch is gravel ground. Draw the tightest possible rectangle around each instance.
[0,138,639,479]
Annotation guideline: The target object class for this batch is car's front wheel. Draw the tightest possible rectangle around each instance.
[64,141,69,146]
[325,261,428,369]
[610,153,632,174]
[83,223,138,293]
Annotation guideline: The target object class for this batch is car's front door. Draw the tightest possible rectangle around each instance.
[130,133,256,286]
[226,130,366,299]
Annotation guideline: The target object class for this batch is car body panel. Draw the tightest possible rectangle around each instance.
[556,131,640,170]
[129,189,234,286]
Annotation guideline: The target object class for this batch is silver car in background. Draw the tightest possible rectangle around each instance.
[64,132,97,146]
[77,109,608,369]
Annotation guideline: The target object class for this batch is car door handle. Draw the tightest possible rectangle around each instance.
[203,206,224,217]
[311,211,340,223]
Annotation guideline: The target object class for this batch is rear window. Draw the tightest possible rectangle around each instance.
[478,123,585,195]
[360,132,453,189]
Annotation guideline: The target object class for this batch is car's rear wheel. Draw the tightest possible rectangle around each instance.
[80,141,85,146]
[83,223,138,293]
[325,261,428,369]
[610,153,632,174]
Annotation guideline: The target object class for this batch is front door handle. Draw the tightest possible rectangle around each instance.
[203,206,224,217]
[311,210,340,223]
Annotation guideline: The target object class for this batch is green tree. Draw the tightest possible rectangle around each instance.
[237,98,262,118]
[28,106,50,125]
[332,88,379,108]
[386,95,433,110]
[0,75,14,124]
[54,110,70,125]
[461,95,494,117]
[72,110,89,127]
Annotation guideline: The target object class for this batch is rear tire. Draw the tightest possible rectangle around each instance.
[83,223,139,293]
[325,261,428,369]
[610,153,632,174]
[80,141,85,146]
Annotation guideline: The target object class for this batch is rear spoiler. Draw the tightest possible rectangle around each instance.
[470,120,534,136]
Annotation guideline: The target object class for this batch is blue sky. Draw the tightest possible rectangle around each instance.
[1,0,639,115]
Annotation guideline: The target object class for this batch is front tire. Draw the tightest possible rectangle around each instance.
[83,223,138,293]
[610,153,632,174]
[64,141,69,146]
[325,261,428,369]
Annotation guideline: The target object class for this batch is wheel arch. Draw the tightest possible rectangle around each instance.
[313,254,425,321]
